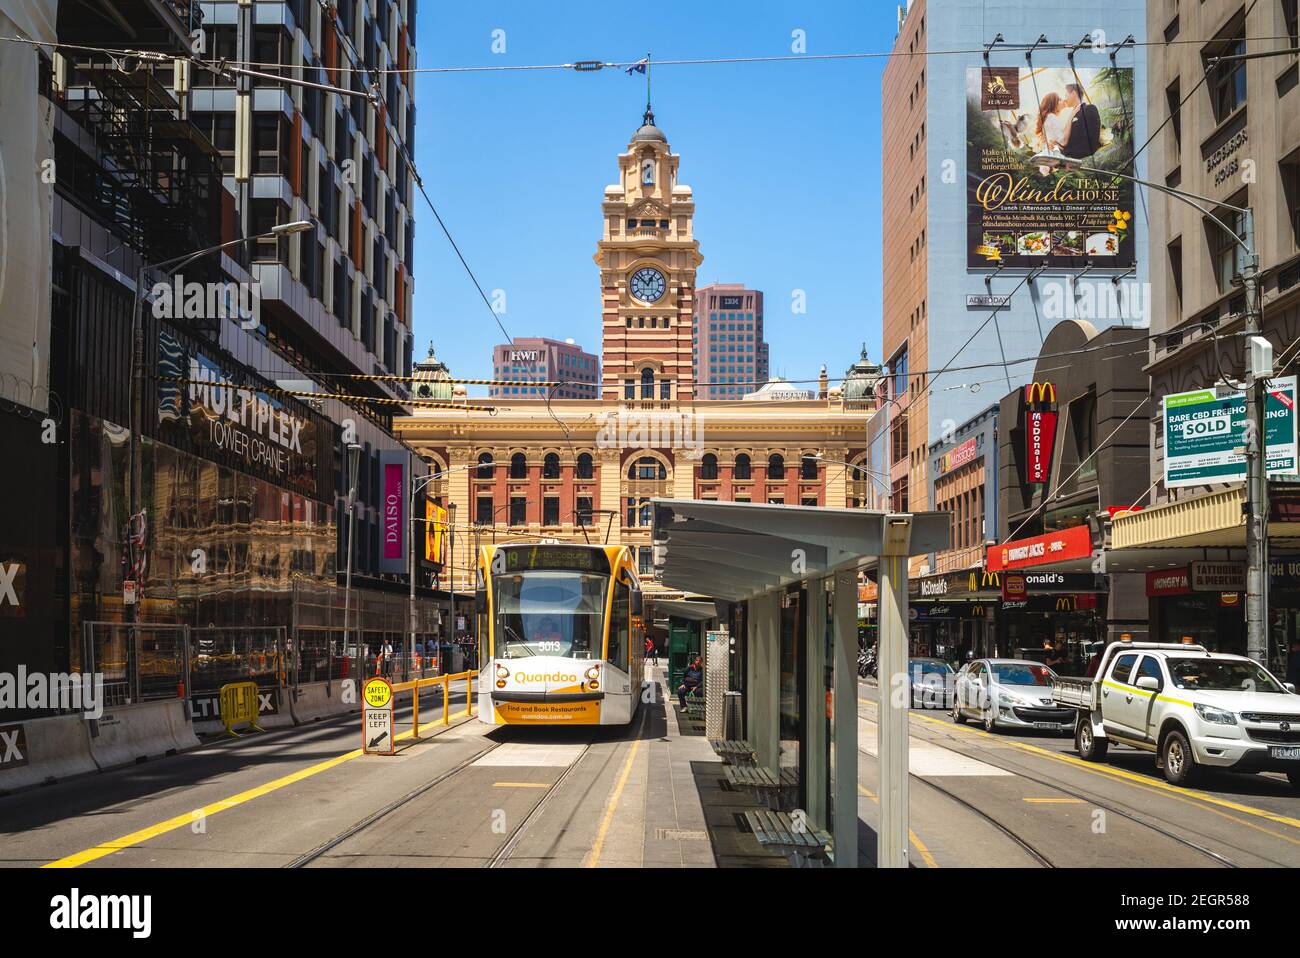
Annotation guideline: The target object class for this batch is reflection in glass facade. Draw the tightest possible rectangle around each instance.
[69,411,336,651]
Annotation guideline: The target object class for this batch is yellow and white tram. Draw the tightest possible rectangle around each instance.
[474,543,645,726]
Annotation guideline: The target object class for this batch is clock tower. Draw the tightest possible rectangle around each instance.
[596,107,702,400]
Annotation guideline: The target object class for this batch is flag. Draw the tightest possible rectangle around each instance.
[626,58,648,75]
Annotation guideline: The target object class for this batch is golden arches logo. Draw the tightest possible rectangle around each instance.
[1055,596,1075,611]
[1025,382,1057,404]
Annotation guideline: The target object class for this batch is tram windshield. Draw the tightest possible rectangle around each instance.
[493,571,608,660]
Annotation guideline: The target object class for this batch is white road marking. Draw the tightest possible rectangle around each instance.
[858,718,1011,777]
[471,743,586,768]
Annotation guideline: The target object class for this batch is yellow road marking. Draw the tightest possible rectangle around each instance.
[1023,797,1085,804]
[493,782,551,789]
[585,724,643,868]
[856,784,939,868]
[45,710,473,868]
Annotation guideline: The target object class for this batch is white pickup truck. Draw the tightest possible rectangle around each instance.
[1052,641,1300,788]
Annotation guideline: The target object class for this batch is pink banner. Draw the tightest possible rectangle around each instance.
[383,463,404,559]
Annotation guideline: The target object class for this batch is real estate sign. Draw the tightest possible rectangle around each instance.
[1163,376,1298,487]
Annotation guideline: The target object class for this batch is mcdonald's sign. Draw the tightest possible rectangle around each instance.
[1024,382,1058,484]
[970,570,1001,590]
[1025,381,1057,405]
[1055,596,1075,611]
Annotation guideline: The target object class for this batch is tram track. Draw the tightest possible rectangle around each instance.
[284,737,505,868]
[486,737,597,868]
[860,695,1244,868]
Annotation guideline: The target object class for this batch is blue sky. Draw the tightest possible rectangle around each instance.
[410,0,890,393]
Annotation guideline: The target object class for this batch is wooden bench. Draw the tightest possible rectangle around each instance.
[743,809,832,867]
[709,739,755,765]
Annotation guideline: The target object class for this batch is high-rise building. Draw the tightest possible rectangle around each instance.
[190,0,426,591]
[596,107,702,400]
[1,0,440,683]
[879,0,1148,530]
[692,284,769,399]
[489,337,600,399]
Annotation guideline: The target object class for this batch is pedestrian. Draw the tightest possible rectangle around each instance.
[1287,641,1300,688]
[381,638,394,677]
[676,655,703,711]
[645,636,657,667]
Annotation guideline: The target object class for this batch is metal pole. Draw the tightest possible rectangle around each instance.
[127,268,145,632]
[343,443,362,680]
[1241,210,1269,664]
[878,515,912,868]
[448,501,457,674]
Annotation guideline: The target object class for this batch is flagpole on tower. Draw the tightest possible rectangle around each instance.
[646,51,652,111]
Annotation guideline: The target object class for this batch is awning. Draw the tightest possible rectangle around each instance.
[651,499,951,602]
[653,599,718,622]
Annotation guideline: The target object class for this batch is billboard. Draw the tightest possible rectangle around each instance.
[966,66,1136,269]
[424,499,448,569]
[1162,377,1298,487]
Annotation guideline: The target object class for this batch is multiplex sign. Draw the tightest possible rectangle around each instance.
[1162,376,1298,487]
[156,331,324,498]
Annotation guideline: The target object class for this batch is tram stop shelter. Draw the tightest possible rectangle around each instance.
[651,499,950,867]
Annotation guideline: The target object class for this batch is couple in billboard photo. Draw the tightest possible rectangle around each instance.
[1032,83,1102,170]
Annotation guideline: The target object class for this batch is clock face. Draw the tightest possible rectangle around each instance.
[630,267,666,304]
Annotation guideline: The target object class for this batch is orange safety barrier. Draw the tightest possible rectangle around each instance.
[390,670,477,739]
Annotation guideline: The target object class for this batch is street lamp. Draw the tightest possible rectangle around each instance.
[343,442,362,676]
[1033,151,1269,663]
[407,460,483,675]
[125,220,313,622]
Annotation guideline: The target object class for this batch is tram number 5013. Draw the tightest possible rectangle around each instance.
[536,641,561,653]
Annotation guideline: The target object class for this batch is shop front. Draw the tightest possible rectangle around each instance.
[1145,563,1246,652]
[908,569,1001,662]
[987,524,1117,670]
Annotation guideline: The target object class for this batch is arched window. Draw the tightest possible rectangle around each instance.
[543,452,561,479]
[641,366,655,399]
[577,453,594,479]
[476,452,494,480]
[768,454,785,480]
[700,453,718,480]
[509,453,527,479]
[627,456,666,481]
[734,453,751,480]
[801,455,819,480]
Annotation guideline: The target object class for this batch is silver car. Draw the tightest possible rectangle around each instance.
[952,658,1074,734]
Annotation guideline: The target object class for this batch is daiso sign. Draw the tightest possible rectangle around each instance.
[377,450,409,573]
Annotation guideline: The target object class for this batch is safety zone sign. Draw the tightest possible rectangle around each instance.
[362,677,395,755]
[1163,376,1298,488]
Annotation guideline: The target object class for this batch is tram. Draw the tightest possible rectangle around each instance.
[475,543,645,726]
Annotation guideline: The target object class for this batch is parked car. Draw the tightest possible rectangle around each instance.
[908,657,955,709]
[952,658,1074,733]
[1053,642,1300,788]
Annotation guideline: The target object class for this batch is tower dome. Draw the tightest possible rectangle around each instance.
[412,342,453,401]
[842,344,883,407]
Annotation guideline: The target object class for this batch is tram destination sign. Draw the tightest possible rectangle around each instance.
[1162,376,1298,487]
